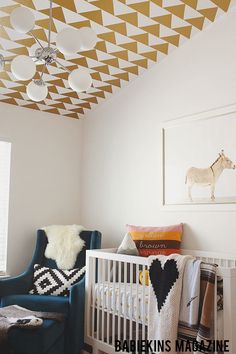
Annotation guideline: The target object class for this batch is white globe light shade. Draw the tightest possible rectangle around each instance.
[11,55,36,81]
[79,27,97,50]
[27,81,48,102]
[68,68,92,92]
[10,7,35,34]
[56,28,82,55]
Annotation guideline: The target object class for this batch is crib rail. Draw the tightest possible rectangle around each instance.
[85,249,236,354]
[182,249,236,275]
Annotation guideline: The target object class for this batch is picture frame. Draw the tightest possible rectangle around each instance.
[161,104,236,211]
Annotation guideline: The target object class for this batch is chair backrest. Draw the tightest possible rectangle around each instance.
[30,229,102,270]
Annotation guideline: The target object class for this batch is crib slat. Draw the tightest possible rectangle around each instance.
[92,256,96,339]
[142,264,146,340]
[136,264,139,353]
[86,254,92,338]
[112,260,116,346]
[101,258,105,342]
[118,261,122,341]
[97,258,101,341]
[214,274,218,353]
[130,262,133,341]
[107,259,111,344]
[123,261,127,341]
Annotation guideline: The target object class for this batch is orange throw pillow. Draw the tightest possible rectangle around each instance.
[126,223,183,257]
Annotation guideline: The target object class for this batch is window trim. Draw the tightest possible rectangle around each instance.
[0,138,12,274]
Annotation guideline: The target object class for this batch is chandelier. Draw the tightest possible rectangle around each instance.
[0,0,97,102]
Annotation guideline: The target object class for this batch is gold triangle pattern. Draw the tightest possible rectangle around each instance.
[0,0,233,119]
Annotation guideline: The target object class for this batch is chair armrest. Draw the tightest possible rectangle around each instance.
[68,276,85,354]
[0,233,48,298]
[0,270,33,297]
[69,275,85,303]
[69,275,85,317]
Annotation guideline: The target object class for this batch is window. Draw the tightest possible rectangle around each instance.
[0,141,11,273]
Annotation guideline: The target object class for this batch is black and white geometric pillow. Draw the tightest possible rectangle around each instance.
[29,264,86,297]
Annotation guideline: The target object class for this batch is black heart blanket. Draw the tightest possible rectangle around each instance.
[148,254,192,354]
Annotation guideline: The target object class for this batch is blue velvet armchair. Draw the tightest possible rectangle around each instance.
[0,229,102,354]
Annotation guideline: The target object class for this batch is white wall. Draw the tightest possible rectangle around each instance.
[0,103,82,275]
[80,9,236,254]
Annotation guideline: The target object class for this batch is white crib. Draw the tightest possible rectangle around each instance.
[85,249,236,354]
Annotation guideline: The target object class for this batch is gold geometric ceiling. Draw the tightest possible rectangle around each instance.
[0,0,234,119]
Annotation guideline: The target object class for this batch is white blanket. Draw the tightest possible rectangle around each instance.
[42,225,85,270]
[179,259,201,326]
[148,254,192,354]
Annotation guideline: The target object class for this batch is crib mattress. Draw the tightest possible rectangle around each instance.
[93,282,223,337]
[94,282,149,324]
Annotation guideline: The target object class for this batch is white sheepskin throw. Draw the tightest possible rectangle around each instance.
[42,225,85,270]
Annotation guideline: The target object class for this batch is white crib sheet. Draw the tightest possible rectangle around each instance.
[94,282,223,333]
[94,282,149,324]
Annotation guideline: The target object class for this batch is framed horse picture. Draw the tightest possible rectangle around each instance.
[161,104,236,210]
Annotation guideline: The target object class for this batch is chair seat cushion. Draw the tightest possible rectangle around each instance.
[1,294,69,314]
[8,319,64,354]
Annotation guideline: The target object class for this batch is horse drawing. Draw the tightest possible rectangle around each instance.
[185,150,236,202]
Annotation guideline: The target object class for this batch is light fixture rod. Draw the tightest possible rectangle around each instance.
[48,0,53,48]
[29,31,44,49]
[40,64,47,79]
[55,59,71,73]
[3,58,13,62]
[0,56,35,63]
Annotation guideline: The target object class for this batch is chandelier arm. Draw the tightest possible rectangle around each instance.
[2,56,35,62]
[3,58,14,62]
[48,0,53,48]
[55,59,71,73]
[29,31,44,50]
[40,64,47,80]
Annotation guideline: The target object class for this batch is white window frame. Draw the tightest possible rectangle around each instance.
[0,138,11,274]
